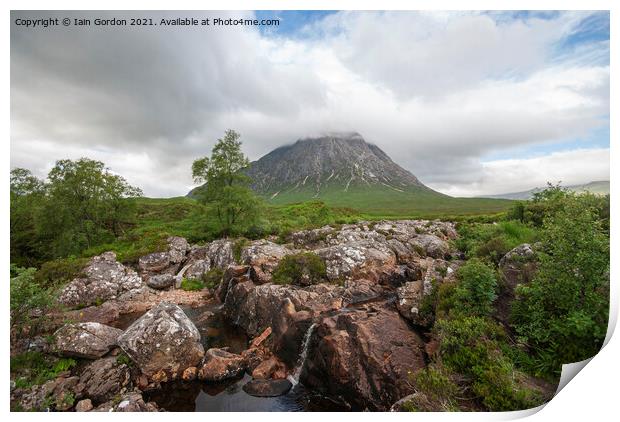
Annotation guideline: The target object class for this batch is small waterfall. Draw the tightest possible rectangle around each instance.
[288,323,317,386]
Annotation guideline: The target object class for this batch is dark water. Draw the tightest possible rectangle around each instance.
[115,301,347,411]
[144,374,348,412]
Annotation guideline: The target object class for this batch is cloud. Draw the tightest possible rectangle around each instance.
[10,10,609,197]
[428,148,610,197]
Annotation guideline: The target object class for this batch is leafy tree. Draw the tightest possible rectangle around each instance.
[36,158,142,257]
[511,194,609,377]
[10,169,46,266]
[192,130,261,235]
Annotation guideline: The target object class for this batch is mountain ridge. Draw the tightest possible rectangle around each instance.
[480,180,610,200]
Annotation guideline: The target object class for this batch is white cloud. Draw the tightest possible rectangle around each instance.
[429,148,610,197]
[10,11,609,197]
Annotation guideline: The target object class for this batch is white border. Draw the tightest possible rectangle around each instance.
[3,1,616,421]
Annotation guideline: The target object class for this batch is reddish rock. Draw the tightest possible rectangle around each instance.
[182,366,198,381]
[198,348,246,382]
[251,356,280,380]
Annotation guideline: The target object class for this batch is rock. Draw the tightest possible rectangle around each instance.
[496,243,538,324]
[206,239,236,269]
[242,379,292,397]
[182,366,198,381]
[167,236,190,264]
[198,348,246,382]
[181,259,211,280]
[301,305,426,411]
[54,322,123,359]
[315,240,396,282]
[146,273,175,290]
[395,280,426,324]
[290,226,334,249]
[408,234,450,259]
[250,327,272,349]
[74,357,130,404]
[115,392,159,412]
[240,240,293,273]
[65,301,121,325]
[138,252,171,273]
[117,302,204,379]
[58,252,143,308]
[251,356,280,379]
[75,398,93,412]
[342,279,385,306]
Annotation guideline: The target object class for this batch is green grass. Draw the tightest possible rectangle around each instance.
[180,278,206,291]
[265,185,513,217]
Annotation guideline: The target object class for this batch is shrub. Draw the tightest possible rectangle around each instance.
[511,194,609,377]
[33,256,89,289]
[451,259,498,317]
[410,365,459,411]
[232,237,249,263]
[181,278,205,291]
[436,317,542,411]
[272,252,327,285]
[10,265,54,337]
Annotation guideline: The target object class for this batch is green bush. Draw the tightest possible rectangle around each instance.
[272,252,327,285]
[10,265,54,337]
[33,256,89,289]
[451,259,497,317]
[232,237,249,263]
[511,194,609,377]
[181,278,205,291]
[436,316,542,411]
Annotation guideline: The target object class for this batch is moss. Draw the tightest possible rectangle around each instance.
[202,268,224,289]
[116,352,134,367]
[180,278,205,291]
[272,252,327,285]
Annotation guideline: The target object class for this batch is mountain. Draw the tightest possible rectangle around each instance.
[190,132,514,216]
[481,181,610,200]
[246,132,441,199]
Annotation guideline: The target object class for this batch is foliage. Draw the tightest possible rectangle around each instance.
[11,351,76,389]
[232,237,249,262]
[181,277,205,291]
[436,317,543,411]
[10,265,53,337]
[272,252,327,285]
[511,193,609,377]
[408,365,460,411]
[116,352,134,367]
[192,130,262,235]
[203,268,225,289]
[33,257,89,289]
[451,259,498,317]
[455,220,538,264]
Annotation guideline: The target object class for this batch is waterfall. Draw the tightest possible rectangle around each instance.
[288,323,317,386]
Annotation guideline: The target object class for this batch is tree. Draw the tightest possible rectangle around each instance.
[10,169,46,266]
[36,158,142,257]
[192,130,261,235]
[511,193,609,377]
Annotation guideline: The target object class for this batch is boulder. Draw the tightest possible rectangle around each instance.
[290,226,334,249]
[251,356,283,379]
[64,301,121,325]
[54,322,123,359]
[242,379,292,397]
[138,236,190,279]
[74,357,130,404]
[117,302,204,379]
[206,239,236,269]
[146,273,175,290]
[408,234,450,259]
[58,252,143,308]
[240,240,293,273]
[94,392,159,412]
[301,305,427,411]
[75,398,93,412]
[198,348,246,382]
[138,252,171,273]
[395,280,427,325]
[315,240,396,282]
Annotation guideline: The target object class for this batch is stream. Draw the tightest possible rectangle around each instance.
[113,302,348,411]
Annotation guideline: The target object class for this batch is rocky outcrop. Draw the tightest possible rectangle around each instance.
[139,236,190,287]
[117,302,204,379]
[93,392,159,412]
[54,322,123,359]
[206,239,236,269]
[198,348,246,381]
[58,252,143,308]
[301,304,427,411]
[74,357,131,404]
[496,243,538,325]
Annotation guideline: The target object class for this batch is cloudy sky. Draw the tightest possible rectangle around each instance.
[11,10,609,197]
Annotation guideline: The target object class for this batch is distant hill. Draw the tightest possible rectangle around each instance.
[481,181,610,200]
[190,132,514,216]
